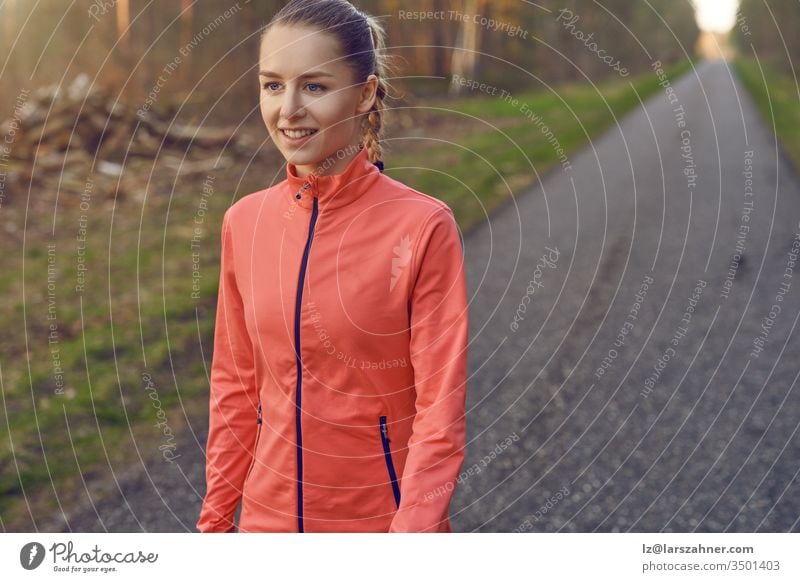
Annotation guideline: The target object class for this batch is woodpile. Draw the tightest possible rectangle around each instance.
[0,73,259,206]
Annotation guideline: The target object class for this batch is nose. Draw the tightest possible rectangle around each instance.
[279,85,305,120]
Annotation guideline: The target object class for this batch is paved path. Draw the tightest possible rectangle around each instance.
[39,58,800,533]
[455,58,800,532]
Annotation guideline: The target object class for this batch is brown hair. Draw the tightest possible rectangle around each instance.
[260,0,395,168]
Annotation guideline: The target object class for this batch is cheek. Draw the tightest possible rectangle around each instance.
[259,96,276,125]
[310,96,353,131]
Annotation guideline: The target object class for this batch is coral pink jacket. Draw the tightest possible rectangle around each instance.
[196,145,468,533]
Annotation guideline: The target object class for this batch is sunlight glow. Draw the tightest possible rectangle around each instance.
[693,0,740,33]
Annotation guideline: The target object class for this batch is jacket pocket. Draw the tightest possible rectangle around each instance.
[244,403,263,487]
[379,415,401,508]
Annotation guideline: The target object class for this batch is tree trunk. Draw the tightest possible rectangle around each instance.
[449,0,483,95]
[179,0,194,84]
[116,0,130,55]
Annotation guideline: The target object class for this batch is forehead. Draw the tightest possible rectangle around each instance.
[259,24,347,77]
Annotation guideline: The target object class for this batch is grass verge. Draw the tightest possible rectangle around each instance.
[734,57,800,171]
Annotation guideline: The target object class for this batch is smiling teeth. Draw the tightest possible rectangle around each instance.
[283,129,317,139]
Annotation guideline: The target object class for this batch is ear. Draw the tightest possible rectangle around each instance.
[356,74,379,114]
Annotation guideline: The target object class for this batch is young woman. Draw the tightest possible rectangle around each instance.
[196,0,469,533]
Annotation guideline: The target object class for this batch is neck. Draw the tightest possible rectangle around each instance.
[294,141,366,179]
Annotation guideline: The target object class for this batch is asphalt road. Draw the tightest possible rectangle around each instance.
[455,58,800,533]
[41,58,800,533]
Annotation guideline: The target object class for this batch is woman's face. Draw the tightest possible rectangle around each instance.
[259,24,378,178]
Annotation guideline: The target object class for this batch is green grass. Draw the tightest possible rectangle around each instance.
[734,57,800,170]
[0,191,224,526]
[386,58,696,231]
[0,58,696,528]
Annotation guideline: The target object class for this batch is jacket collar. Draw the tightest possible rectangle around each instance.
[286,145,382,211]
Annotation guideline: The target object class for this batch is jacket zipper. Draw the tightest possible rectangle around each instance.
[244,403,263,485]
[379,415,401,508]
[294,184,318,533]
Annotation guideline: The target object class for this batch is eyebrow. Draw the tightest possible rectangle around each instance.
[258,70,336,78]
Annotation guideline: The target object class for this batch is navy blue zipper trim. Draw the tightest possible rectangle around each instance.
[379,415,401,508]
[294,193,319,533]
[244,403,263,485]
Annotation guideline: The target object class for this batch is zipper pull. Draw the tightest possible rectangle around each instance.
[295,172,319,200]
[257,403,262,425]
[295,182,311,200]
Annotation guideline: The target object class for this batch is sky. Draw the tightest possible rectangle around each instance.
[693,0,740,33]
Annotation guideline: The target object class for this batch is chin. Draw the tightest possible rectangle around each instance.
[281,150,317,166]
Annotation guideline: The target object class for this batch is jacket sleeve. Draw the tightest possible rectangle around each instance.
[196,209,259,533]
[389,207,469,533]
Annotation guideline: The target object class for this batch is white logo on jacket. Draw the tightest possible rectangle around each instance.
[390,234,412,291]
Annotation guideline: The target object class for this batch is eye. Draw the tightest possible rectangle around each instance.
[306,83,325,92]
[262,81,280,91]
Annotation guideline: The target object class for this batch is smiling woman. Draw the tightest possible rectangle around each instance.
[256,8,392,177]
[196,0,471,534]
